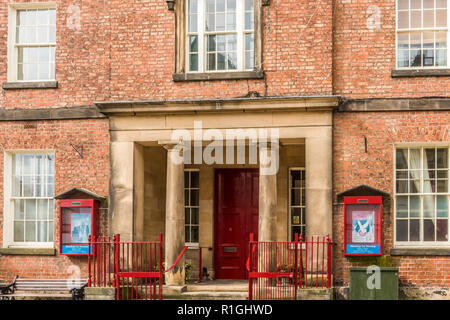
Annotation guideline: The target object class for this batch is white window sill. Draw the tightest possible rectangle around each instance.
[390,247,450,256]
[391,68,450,78]
[0,247,56,256]
[2,81,58,90]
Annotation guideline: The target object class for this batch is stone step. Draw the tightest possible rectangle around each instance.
[186,284,247,293]
[175,291,248,300]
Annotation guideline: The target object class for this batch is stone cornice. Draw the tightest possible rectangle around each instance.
[340,97,450,112]
[94,95,341,116]
[0,105,106,121]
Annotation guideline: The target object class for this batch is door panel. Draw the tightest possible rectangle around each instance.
[215,169,259,279]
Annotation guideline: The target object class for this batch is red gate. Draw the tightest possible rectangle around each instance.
[248,234,333,300]
[88,234,163,300]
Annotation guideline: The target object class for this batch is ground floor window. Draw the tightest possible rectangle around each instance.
[185,169,199,245]
[289,168,306,241]
[5,152,55,246]
[395,146,450,245]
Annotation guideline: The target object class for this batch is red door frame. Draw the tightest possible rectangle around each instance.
[214,168,259,279]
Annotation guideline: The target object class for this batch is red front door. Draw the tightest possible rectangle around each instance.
[214,169,259,279]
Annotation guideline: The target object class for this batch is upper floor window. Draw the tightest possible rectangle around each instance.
[186,0,254,72]
[4,152,55,248]
[8,4,56,82]
[395,147,449,246]
[397,0,449,68]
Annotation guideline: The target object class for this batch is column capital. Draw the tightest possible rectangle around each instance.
[159,140,184,152]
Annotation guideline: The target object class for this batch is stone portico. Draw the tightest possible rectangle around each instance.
[97,96,338,286]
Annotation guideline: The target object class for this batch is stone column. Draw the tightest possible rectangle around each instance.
[305,128,333,238]
[258,146,278,241]
[163,144,185,286]
[305,128,332,283]
[111,142,137,242]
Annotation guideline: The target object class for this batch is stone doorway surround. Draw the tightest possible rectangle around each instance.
[96,95,339,285]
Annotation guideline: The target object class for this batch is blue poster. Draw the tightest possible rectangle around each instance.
[71,213,91,243]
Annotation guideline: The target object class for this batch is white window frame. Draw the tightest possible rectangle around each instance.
[3,150,55,249]
[184,168,200,247]
[185,0,254,73]
[7,2,57,82]
[394,143,450,248]
[396,0,450,69]
[288,167,306,242]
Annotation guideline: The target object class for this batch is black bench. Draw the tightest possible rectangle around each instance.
[0,276,88,300]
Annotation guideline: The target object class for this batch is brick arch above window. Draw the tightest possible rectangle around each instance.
[171,0,265,81]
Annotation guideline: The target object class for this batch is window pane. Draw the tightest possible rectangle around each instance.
[207,53,216,70]
[437,195,449,217]
[14,200,25,220]
[291,208,301,225]
[189,14,197,32]
[396,220,408,241]
[423,219,435,241]
[189,0,198,14]
[25,221,36,242]
[423,196,435,217]
[25,199,36,220]
[423,10,434,28]
[47,154,54,175]
[245,12,253,30]
[396,149,408,169]
[191,208,199,224]
[185,189,189,206]
[227,0,236,10]
[190,189,199,206]
[291,170,301,188]
[437,149,448,168]
[396,180,408,193]
[436,219,448,241]
[227,52,237,69]
[396,196,408,217]
[191,171,199,188]
[410,50,422,67]
[291,226,301,241]
[410,219,420,241]
[23,176,33,197]
[424,0,434,9]
[398,33,409,49]
[398,11,409,29]
[411,0,422,9]
[185,208,190,223]
[436,9,447,27]
[47,175,54,197]
[37,221,47,242]
[411,11,422,28]
[291,189,300,206]
[190,54,198,71]
[48,221,54,242]
[437,0,447,8]
[37,199,47,219]
[14,222,24,242]
[191,226,199,243]
[207,35,216,52]
[185,226,190,243]
[48,200,54,219]
[423,50,434,66]
[398,0,409,10]
[217,52,226,70]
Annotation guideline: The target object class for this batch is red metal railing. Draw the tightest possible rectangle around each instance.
[88,234,163,300]
[248,234,333,300]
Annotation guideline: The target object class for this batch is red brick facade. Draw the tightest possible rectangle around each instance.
[0,119,109,280]
[0,0,449,294]
[333,112,450,287]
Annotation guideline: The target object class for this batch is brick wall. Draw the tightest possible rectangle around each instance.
[333,111,450,287]
[333,0,450,98]
[0,0,333,110]
[0,119,109,280]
